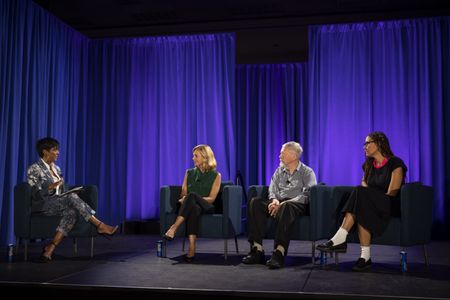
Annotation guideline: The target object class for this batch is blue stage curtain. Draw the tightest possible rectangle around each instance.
[0,0,90,245]
[308,18,450,237]
[0,0,235,244]
[89,35,236,220]
[236,64,309,187]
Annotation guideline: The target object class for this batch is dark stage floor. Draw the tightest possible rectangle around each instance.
[1,235,449,300]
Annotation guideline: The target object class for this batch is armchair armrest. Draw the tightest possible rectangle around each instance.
[159,186,182,235]
[327,185,354,236]
[160,186,182,214]
[400,183,433,245]
[247,185,269,200]
[14,183,32,238]
[75,185,98,210]
[309,185,336,239]
[222,185,243,236]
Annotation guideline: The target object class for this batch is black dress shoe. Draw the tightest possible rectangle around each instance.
[266,249,285,269]
[183,255,195,262]
[316,240,347,253]
[242,247,265,264]
[352,258,372,271]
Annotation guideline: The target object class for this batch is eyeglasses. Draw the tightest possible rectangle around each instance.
[363,141,375,147]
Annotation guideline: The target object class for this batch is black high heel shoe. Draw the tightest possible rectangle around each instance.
[163,228,175,241]
[37,245,53,263]
[97,223,119,240]
[163,234,174,241]
[183,254,195,263]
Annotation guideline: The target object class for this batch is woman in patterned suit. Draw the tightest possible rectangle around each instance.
[27,137,118,262]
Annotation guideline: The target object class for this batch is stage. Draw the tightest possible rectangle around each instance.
[1,235,449,300]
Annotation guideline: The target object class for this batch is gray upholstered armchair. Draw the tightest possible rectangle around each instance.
[159,181,243,260]
[332,182,434,269]
[14,182,99,261]
[247,184,336,264]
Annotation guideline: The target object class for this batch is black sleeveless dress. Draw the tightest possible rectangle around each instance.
[342,156,407,237]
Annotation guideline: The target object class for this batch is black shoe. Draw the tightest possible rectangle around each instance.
[183,254,195,263]
[35,247,52,264]
[266,249,285,269]
[97,224,119,240]
[242,247,265,264]
[163,234,174,242]
[352,258,372,271]
[316,240,347,253]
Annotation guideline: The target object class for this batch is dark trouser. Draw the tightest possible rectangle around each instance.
[247,196,307,254]
[178,192,214,236]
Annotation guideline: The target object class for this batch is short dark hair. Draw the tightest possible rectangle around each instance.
[36,137,59,158]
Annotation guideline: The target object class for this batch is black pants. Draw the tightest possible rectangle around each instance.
[247,196,307,253]
[178,192,214,236]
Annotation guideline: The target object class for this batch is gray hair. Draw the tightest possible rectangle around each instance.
[282,141,303,158]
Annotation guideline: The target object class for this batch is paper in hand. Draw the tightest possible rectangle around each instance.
[58,186,83,197]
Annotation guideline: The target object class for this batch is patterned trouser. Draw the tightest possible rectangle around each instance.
[42,193,96,236]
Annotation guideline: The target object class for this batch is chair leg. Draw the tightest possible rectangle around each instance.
[90,237,94,258]
[335,252,339,265]
[224,239,228,261]
[15,237,20,256]
[311,241,316,265]
[423,244,429,268]
[73,238,78,255]
[234,235,239,254]
[182,237,186,252]
[24,239,28,261]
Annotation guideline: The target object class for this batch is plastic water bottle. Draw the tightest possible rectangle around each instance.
[320,251,327,265]
[400,251,407,272]
[157,240,163,257]
[7,244,14,262]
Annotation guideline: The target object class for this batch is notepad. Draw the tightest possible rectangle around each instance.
[58,186,83,197]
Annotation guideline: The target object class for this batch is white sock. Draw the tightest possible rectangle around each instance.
[330,227,348,246]
[360,246,371,261]
[276,245,285,256]
[253,242,263,252]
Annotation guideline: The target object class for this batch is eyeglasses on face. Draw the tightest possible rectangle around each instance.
[363,141,375,147]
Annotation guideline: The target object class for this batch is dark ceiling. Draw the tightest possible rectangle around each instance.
[32,0,450,63]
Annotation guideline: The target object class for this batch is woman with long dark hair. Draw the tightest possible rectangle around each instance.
[316,132,407,271]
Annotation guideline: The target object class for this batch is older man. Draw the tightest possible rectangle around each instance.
[242,141,317,269]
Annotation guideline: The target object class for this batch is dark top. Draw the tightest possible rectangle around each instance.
[364,156,407,195]
[186,168,218,197]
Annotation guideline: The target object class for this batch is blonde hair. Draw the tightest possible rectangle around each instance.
[192,144,217,171]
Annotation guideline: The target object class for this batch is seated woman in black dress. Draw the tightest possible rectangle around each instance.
[317,131,407,271]
[163,144,222,262]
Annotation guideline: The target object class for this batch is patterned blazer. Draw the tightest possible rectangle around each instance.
[27,160,66,212]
